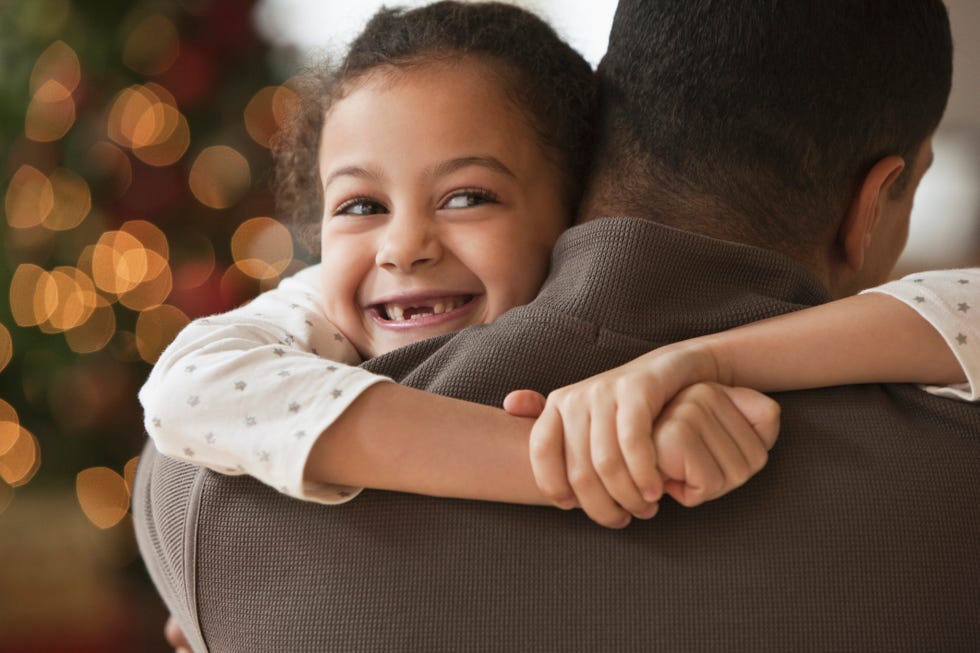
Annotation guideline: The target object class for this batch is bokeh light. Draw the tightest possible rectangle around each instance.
[76,466,130,529]
[0,425,41,487]
[10,264,55,327]
[43,168,91,231]
[107,84,190,166]
[243,85,299,148]
[123,456,140,494]
[231,216,293,279]
[29,40,80,97]
[135,304,189,363]
[25,81,76,142]
[188,145,251,209]
[0,324,12,374]
[64,296,116,354]
[5,165,54,229]
[90,230,149,295]
[122,14,180,76]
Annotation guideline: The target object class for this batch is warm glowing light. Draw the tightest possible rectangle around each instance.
[107,84,190,166]
[0,425,40,487]
[42,168,91,231]
[123,14,180,76]
[231,217,294,280]
[135,304,189,363]
[39,266,98,332]
[5,165,54,229]
[10,264,54,327]
[29,40,80,96]
[25,83,76,142]
[76,466,130,529]
[133,107,190,167]
[121,219,169,258]
[124,456,140,494]
[119,255,173,311]
[90,230,149,295]
[0,419,19,456]
[65,296,116,354]
[0,324,11,374]
[0,400,17,427]
[244,85,299,149]
[188,145,251,209]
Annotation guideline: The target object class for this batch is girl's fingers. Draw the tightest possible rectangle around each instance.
[503,389,548,418]
[528,405,576,508]
[559,401,632,528]
[589,398,657,518]
[616,393,663,504]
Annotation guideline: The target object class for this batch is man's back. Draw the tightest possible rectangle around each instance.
[134,219,980,651]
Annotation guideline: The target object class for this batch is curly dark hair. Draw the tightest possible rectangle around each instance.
[272,1,597,253]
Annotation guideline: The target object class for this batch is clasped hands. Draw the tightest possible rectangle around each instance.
[504,343,780,529]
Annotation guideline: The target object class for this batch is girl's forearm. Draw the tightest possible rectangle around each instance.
[304,383,548,505]
[679,292,965,392]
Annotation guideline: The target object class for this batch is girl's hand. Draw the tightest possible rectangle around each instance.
[505,357,779,529]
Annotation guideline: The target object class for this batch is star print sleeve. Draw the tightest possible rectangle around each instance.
[861,268,979,401]
[138,263,393,504]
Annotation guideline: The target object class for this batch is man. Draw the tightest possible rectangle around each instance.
[136,1,979,650]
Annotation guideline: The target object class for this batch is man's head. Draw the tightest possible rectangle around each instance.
[586,0,951,295]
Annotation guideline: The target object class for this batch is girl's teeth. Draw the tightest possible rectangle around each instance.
[383,298,461,321]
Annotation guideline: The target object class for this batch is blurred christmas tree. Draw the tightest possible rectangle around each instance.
[0,0,303,522]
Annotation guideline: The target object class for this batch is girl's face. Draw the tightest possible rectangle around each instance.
[318,60,567,358]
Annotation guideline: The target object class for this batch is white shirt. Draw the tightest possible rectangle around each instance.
[140,266,978,505]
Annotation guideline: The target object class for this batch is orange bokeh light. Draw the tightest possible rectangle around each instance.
[135,304,189,363]
[65,296,116,354]
[244,85,299,149]
[5,165,54,229]
[76,466,130,529]
[9,264,56,327]
[30,40,80,97]
[188,145,251,209]
[90,230,149,295]
[231,217,294,280]
[124,456,140,495]
[0,324,11,374]
[25,82,76,142]
[0,425,41,488]
[43,168,91,231]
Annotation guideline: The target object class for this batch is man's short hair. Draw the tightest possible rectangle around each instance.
[592,0,952,258]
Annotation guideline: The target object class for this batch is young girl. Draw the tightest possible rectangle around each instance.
[140,2,977,530]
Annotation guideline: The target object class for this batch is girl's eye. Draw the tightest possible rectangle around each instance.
[335,198,387,216]
[442,189,498,210]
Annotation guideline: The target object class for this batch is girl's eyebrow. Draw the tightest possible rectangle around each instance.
[322,165,384,191]
[431,156,516,179]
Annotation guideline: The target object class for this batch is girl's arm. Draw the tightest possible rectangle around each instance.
[139,264,389,505]
[683,268,976,395]
[521,268,977,512]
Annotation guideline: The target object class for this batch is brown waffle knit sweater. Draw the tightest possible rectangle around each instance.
[133,217,980,652]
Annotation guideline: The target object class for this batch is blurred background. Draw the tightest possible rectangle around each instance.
[0,1,977,651]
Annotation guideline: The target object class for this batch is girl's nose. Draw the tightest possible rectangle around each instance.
[375,212,442,272]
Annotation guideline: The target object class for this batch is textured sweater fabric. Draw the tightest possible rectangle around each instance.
[133,217,980,652]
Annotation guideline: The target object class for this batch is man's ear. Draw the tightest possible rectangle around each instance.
[837,156,906,271]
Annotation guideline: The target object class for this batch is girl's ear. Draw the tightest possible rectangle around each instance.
[837,155,906,271]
